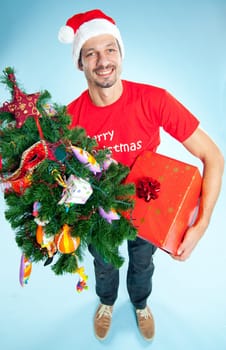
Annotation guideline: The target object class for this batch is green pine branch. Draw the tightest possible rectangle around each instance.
[0,67,137,278]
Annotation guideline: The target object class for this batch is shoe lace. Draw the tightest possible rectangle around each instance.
[137,307,151,320]
[97,305,112,319]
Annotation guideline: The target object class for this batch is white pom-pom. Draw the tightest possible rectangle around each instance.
[58,25,74,44]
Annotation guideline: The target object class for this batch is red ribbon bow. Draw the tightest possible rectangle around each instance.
[136,177,160,202]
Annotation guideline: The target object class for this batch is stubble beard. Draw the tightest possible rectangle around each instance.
[94,78,116,88]
[93,64,118,88]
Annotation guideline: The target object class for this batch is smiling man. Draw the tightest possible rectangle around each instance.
[58,9,224,342]
[78,34,123,105]
[80,34,122,87]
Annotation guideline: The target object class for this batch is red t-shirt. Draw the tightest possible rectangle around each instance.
[67,80,199,167]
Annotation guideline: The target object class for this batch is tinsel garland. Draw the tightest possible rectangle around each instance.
[0,67,137,289]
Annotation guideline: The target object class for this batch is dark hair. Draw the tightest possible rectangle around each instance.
[78,51,82,68]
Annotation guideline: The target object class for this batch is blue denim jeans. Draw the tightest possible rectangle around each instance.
[88,237,157,309]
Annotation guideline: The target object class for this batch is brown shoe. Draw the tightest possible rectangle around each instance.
[136,306,155,341]
[94,304,113,340]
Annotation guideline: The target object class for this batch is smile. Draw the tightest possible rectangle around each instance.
[95,67,114,76]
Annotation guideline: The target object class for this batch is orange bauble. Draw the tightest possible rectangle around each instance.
[55,224,80,254]
[36,224,44,245]
[36,225,57,257]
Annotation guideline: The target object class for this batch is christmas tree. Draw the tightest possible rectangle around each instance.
[0,67,137,290]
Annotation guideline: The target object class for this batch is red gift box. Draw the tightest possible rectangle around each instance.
[125,151,202,255]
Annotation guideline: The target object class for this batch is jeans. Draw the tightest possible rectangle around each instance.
[88,237,157,309]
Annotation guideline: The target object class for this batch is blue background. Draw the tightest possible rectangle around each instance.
[0,1,226,349]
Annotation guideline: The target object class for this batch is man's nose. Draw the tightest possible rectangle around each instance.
[96,52,109,66]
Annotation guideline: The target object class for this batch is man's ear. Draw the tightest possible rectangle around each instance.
[78,53,83,71]
[78,61,84,71]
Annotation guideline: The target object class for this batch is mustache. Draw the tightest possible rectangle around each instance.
[94,64,115,72]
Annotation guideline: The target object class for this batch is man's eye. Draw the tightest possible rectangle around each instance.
[86,52,95,57]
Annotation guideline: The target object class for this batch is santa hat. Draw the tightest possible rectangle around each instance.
[58,9,124,67]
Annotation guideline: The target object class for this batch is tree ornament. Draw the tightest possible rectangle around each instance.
[55,224,80,254]
[1,174,31,194]
[33,201,41,217]
[71,145,101,174]
[19,254,32,286]
[36,225,57,257]
[58,174,93,205]
[0,69,41,130]
[75,266,88,292]
[98,207,120,224]
[3,140,54,182]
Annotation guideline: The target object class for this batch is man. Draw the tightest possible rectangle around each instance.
[58,9,224,341]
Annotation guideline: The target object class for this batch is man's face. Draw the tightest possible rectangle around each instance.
[79,34,122,89]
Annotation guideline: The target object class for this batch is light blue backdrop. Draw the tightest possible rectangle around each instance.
[0,1,225,350]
